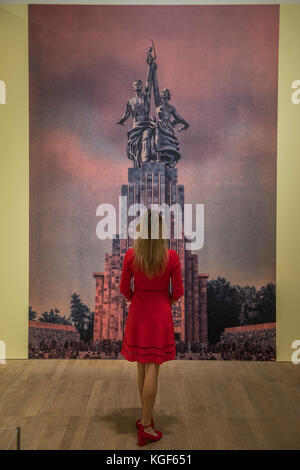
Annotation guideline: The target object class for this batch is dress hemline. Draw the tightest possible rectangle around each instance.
[121,345,176,365]
[121,352,176,365]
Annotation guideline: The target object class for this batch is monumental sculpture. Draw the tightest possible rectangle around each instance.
[116,42,189,168]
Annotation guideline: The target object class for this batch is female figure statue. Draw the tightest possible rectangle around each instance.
[152,61,189,167]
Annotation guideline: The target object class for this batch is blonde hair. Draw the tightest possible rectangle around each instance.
[133,208,169,279]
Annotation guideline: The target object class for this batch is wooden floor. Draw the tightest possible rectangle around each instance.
[0,359,299,450]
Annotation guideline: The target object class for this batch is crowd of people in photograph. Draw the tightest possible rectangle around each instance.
[219,328,276,360]
[28,327,80,359]
[28,324,276,360]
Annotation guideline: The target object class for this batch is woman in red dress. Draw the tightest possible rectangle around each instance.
[120,208,184,445]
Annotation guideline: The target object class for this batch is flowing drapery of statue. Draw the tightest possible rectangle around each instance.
[116,43,189,168]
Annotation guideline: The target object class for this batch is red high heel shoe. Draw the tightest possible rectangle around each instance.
[136,416,154,429]
[137,423,162,446]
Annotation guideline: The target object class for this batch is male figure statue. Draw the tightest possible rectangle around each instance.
[116,47,155,167]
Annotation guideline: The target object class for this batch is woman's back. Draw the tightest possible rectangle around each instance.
[120,247,184,302]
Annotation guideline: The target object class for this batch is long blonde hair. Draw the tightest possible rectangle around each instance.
[133,208,169,279]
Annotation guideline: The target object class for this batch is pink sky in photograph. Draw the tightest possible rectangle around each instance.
[29,4,278,317]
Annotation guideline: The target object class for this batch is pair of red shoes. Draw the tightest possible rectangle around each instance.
[135,416,162,446]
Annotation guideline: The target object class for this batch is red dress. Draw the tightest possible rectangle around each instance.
[120,248,184,365]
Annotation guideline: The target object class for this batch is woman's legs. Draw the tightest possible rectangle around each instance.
[141,362,160,433]
[137,362,145,407]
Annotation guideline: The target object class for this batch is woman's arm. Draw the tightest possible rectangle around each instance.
[152,61,161,108]
[120,250,134,301]
[171,107,189,132]
[170,251,184,302]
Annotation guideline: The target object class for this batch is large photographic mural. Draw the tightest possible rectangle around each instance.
[29,4,277,360]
